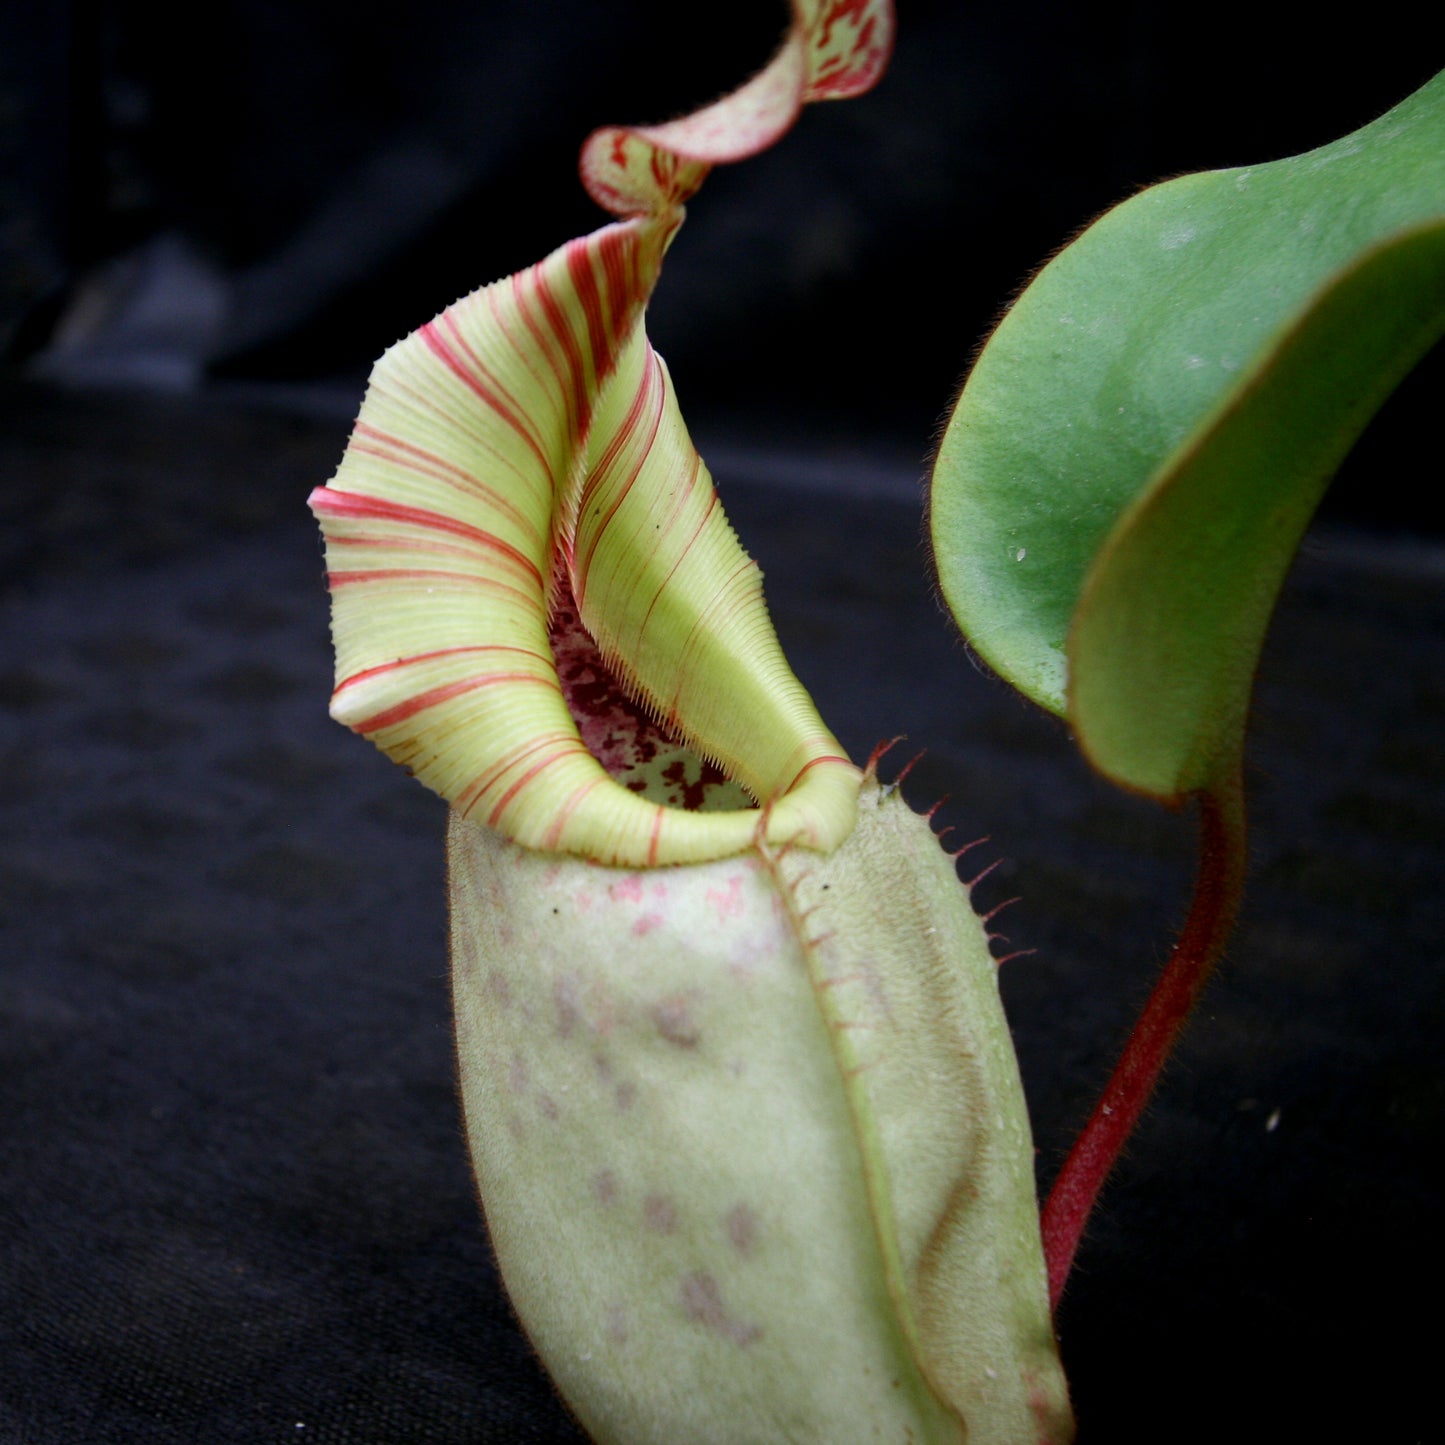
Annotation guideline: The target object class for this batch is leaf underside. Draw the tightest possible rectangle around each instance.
[931,71,1445,799]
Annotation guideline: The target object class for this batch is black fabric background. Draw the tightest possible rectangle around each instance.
[2,380,1443,1442]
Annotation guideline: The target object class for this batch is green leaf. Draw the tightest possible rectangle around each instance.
[930,72,1445,800]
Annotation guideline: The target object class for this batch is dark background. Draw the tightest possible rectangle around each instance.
[3,0,1442,522]
[2,4,1443,1442]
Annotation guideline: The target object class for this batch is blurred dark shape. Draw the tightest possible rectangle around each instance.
[1,0,1439,527]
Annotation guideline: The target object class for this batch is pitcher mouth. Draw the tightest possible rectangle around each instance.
[309,0,888,868]
[547,567,752,817]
